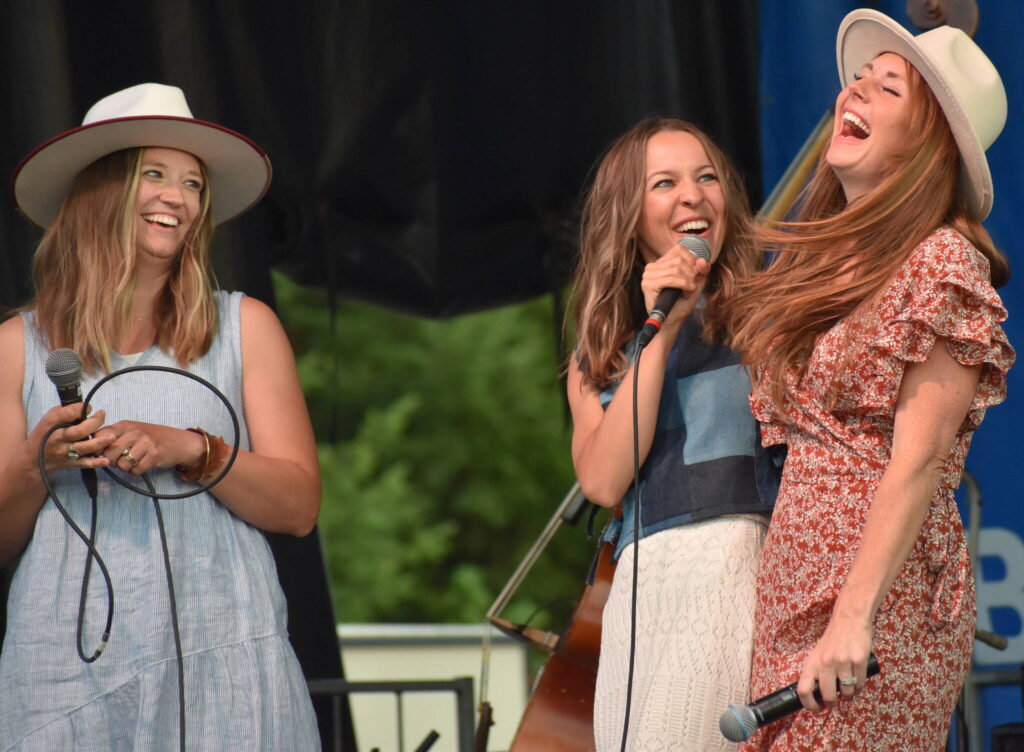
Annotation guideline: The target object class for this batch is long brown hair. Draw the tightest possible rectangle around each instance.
[571,118,759,390]
[24,147,217,373]
[728,60,1008,411]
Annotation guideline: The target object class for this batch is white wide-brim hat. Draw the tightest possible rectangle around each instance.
[836,9,1006,220]
[12,83,272,228]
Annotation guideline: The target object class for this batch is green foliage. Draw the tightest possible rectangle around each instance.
[274,272,598,629]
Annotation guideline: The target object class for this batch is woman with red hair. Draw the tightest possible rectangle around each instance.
[729,10,1013,750]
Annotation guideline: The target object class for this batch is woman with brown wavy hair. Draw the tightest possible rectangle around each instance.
[728,10,1013,750]
[0,84,320,749]
[568,117,781,750]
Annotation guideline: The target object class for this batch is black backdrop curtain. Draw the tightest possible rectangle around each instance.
[1,1,760,747]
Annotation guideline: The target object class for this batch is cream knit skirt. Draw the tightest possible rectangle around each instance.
[594,516,767,752]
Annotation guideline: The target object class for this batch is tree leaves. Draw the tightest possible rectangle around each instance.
[274,272,594,628]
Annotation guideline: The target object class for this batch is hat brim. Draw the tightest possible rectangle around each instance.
[836,9,992,219]
[12,116,272,228]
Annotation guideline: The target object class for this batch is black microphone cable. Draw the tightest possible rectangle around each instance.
[37,364,241,752]
[618,335,646,752]
[617,238,708,749]
[37,426,114,664]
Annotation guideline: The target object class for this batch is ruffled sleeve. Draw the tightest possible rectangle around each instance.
[862,227,1014,429]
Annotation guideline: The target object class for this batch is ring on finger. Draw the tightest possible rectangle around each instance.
[66,444,82,461]
[839,676,858,687]
[120,447,139,468]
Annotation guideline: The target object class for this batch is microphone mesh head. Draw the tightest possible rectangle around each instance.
[719,704,758,742]
[679,234,712,262]
[45,348,84,389]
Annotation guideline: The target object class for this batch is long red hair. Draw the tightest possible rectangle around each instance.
[728,60,1007,411]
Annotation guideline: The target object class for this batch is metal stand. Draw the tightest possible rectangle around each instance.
[958,470,1011,752]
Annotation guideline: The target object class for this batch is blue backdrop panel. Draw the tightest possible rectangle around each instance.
[760,1,1024,748]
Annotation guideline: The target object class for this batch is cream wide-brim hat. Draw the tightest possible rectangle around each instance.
[12,83,272,228]
[836,9,1006,220]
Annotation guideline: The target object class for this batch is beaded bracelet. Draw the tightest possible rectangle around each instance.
[176,428,229,482]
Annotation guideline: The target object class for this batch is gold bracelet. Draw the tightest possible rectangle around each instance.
[177,428,212,482]
[202,433,231,481]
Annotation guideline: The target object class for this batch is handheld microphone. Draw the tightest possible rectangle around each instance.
[45,348,97,497]
[636,234,712,349]
[45,348,86,406]
[719,653,881,742]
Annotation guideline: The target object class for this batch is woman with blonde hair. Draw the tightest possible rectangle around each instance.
[0,83,321,750]
[728,10,1013,750]
[567,117,781,750]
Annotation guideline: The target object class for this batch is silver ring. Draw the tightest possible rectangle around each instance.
[66,445,82,461]
[839,676,858,687]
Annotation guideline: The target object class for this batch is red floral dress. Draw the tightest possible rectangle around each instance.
[741,228,1014,751]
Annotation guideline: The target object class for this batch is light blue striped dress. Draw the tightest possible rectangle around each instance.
[0,291,320,751]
